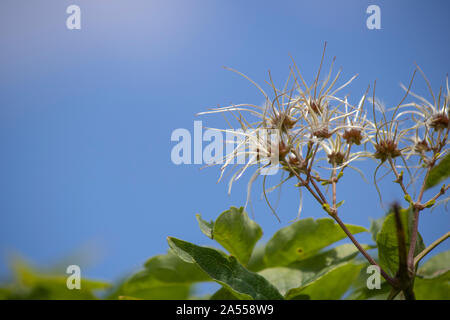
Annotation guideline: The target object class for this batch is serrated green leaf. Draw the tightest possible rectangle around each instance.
[212,207,263,265]
[167,237,283,300]
[376,208,426,276]
[264,218,367,267]
[425,153,450,190]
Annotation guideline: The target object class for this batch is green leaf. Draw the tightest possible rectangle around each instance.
[414,270,450,300]
[258,244,364,299]
[118,251,210,299]
[196,214,214,239]
[212,207,263,265]
[167,237,283,300]
[346,264,391,300]
[425,153,450,190]
[369,215,386,243]
[247,245,267,272]
[287,263,363,300]
[120,284,192,300]
[376,208,426,276]
[10,260,110,300]
[413,251,450,300]
[347,281,391,300]
[264,218,367,267]
[258,268,304,296]
[210,287,239,300]
[417,250,450,279]
[284,244,366,299]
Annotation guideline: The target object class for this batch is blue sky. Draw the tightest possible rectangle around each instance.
[0,0,449,283]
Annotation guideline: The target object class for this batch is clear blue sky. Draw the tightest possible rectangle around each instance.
[0,0,449,282]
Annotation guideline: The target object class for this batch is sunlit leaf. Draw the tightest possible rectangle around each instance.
[264,218,367,267]
[376,208,425,276]
[167,237,283,300]
[196,214,214,239]
[425,153,450,190]
[287,263,363,300]
[212,207,263,265]
[414,270,450,300]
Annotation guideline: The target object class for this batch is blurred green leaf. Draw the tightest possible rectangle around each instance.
[119,284,192,300]
[212,207,263,265]
[210,287,239,300]
[369,215,386,243]
[425,153,450,190]
[167,237,283,300]
[264,218,367,267]
[5,260,110,300]
[117,251,210,299]
[376,209,426,276]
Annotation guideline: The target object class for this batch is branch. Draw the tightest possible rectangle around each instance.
[407,165,431,272]
[331,213,398,287]
[388,158,410,198]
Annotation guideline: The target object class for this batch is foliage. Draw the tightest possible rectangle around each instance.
[1,207,448,300]
[1,51,449,300]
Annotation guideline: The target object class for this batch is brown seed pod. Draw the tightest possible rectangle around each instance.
[343,128,363,145]
[374,139,401,162]
[327,151,346,166]
[270,113,297,131]
[313,127,333,139]
[429,112,449,131]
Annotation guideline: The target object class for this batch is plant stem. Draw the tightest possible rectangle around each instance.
[414,231,450,268]
[393,203,415,300]
[407,166,431,273]
[388,158,410,197]
[331,213,398,287]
